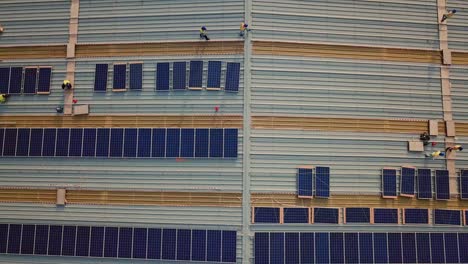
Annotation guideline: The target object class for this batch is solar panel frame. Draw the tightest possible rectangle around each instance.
[459,233,468,263]
[417,168,433,199]
[161,229,176,260]
[297,167,313,198]
[117,227,132,258]
[315,232,330,264]
[434,209,461,225]
[435,169,450,200]
[94,64,108,92]
[137,128,151,158]
[387,233,403,263]
[82,128,97,157]
[123,128,137,158]
[132,228,147,259]
[47,225,62,256]
[416,233,431,263]
[147,228,161,259]
[207,61,222,90]
[444,233,459,264]
[313,207,339,224]
[172,62,187,90]
[96,128,110,157]
[373,233,388,263]
[37,67,52,94]
[34,225,49,255]
[403,208,429,224]
[382,168,397,198]
[400,166,416,197]
[430,233,445,263]
[23,67,37,94]
[254,233,269,264]
[8,224,22,254]
[29,128,43,157]
[129,63,143,90]
[223,128,238,158]
[285,233,299,264]
[192,229,206,261]
[112,64,127,91]
[176,229,191,261]
[20,224,35,255]
[189,61,203,89]
[89,226,104,257]
[315,166,330,198]
[68,128,83,157]
[253,207,281,223]
[344,232,359,263]
[195,128,209,158]
[156,62,170,91]
[461,170,468,200]
[8,67,23,94]
[225,62,240,92]
[300,233,314,264]
[209,128,223,158]
[0,67,10,94]
[75,226,90,257]
[180,128,195,158]
[151,128,166,158]
[55,128,70,157]
[3,128,17,156]
[344,207,371,223]
[283,208,309,224]
[103,227,118,258]
[221,230,236,263]
[359,233,373,263]
[165,128,180,158]
[402,233,417,263]
[15,128,30,156]
[61,226,76,256]
[269,233,284,264]
[109,128,124,158]
[373,208,399,224]
[330,233,345,264]
[0,128,4,156]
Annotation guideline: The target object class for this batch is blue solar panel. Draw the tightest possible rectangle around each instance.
[461,170,468,199]
[118,227,132,258]
[147,228,161,259]
[435,169,450,200]
[189,61,203,88]
[417,168,432,199]
[225,62,240,92]
[104,227,118,258]
[444,233,459,264]
[344,233,359,263]
[75,226,90,257]
[314,207,338,224]
[459,233,468,263]
[96,128,110,157]
[37,67,51,94]
[434,209,461,225]
[374,208,399,224]
[152,128,166,158]
[0,129,4,156]
[402,233,416,263]
[345,207,370,223]
[137,129,151,157]
[82,128,96,157]
[330,233,344,264]
[48,225,62,256]
[404,208,428,224]
[195,129,209,158]
[466,210,468,226]
[166,128,180,158]
[62,226,76,256]
[89,226,104,257]
[113,64,126,90]
[123,128,137,157]
[285,233,299,264]
[224,128,238,158]
[129,63,142,90]
[222,231,236,263]
[430,233,445,263]
[3,128,17,156]
[207,230,222,262]
[173,62,186,90]
[16,128,30,156]
[94,64,108,92]
[162,229,176,260]
[207,61,221,88]
[34,225,48,255]
[254,207,280,223]
[9,67,22,94]
[192,230,206,261]
[68,128,83,157]
[210,128,223,158]
[315,166,330,198]
[297,168,313,197]
[300,233,314,264]
[109,128,124,157]
[400,167,415,196]
[387,233,402,263]
[373,233,388,264]
[382,168,397,198]
[254,233,269,264]
[270,233,284,264]
[176,229,191,260]
[180,128,194,158]
[23,68,37,94]
[0,224,7,253]
[416,233,430,263]
[0,67,9,93]
[8,224,21,254]
[283,208,309,223]
[21,225,35,255]
[132,228,147,259]
[315,233,329,263]
[156,63,169,91]
[359,233,373,263]
[29,128,43,156]
[55,128,70,157]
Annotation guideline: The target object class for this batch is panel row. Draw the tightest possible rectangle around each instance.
[252,207,468,226]
[94,61,240,92]
[0,128,238,158]
[297,167,330,198]
[0,67,52,95]
[255,232,468,264]
[0,224,236,263]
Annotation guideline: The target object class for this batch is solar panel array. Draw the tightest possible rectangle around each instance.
[0,66,52,94]
[0,224,236,262]
[0,128,238,159]
[255,232,468,264]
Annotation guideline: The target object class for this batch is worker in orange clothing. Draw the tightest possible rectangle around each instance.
[425,150,445,159]
[446,145,463,152]
[240,22,250,37]
[441,9,457,22]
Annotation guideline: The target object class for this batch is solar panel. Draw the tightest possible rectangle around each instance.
[297,168,313,198]
[61,226,76,256]
[283,208,309,223]
[313,208,339,224]
[55,128,70,157]
[104,227,118,258]
[180,128,195,158]
[373,208,399,224]
[8,67,22,94]
[41,129,56,157]
[156,63,169,91]
[435,169,450,200]
[270,233,284,264]
[345,207,370,223]
[225,62,240,92]
[344,233,359,263]
[315,233,329,263]
[417,168,432,199]
[315,166,330,198]
[94,64,108,92]
[20,225,35,255]
[8,224,21,254]
[89,226,104,257]
[151,128,166,158]
[173,62,186,90]
[466,210,468,226]
[3,128,17,156]
[223,128,238,158]
[459,233,468,263]
[402,233,417,263]
[147,228,161,259]
[34,225,48,255]
[132,228,147,259]
[0,224,7,253]
[189,61,203,89]
[47,225,62,256]
[37,67,52,94]
[416,233,430,263]
[430,233,445,263]
[285,233,299,264]
[118,227,132,258]
[444,233,459,264]
[96,128,110,157]
[434,209,461,225]
[330,233,344,264]
[129,63,143,90]
[109,128,124,157]
[0,67,9,93]
[254,233,269,264]
[400,167,415,197]
[68,128,83,157]
[209,128,223,158]
[165,128,180,158]
[207,61,221,89]
[300,233,314,264]
[382,168,397,198]
[0,129,3,156]
[195,128,209,158]
[16,128,30,156]
[387,233,402,263]
[161,229,176,260]
[221,231,236,263]
[113,64,127,91]
[404,208,428,224]
[192,230,206,261]
[23,67,37,94]
[123,128,137,158]
[254,207,280,223]
[29,128,43,156]
[461,170,468,200]
[176,229,191,261]
[359,233,373,263]
[137,128,151,157]
[75,226,90,257]
[82,128,96,157]
[373,233,388,263]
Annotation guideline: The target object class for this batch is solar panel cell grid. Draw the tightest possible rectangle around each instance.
[189,61,203,88]
[34,225,48,255]
[3,128,17,156]
[330,233,344,264]
[75,226,90,257]
[254,233,269,264]
[29,128,43,156]
[37,67,52,94]
[42,128,56,157]
[94,64,108,92]
[297,168,313,198]
[147,228,161,259]
[430,233,445,263]
[207,61,222,89]
[209,128,223,158]
[89,226,104,257]
[15,128,30,156]
[270,233,284,264]
[382,168,397,198]
[8,224,22,254]
[151,128,166,158]
[404,208,429,224]
[400,167,415,196]
[344,233,359,263]
[162,229,176,260]
[104,227,118,258]
[387,233,402,263]
[123,128,137,158]
[165,128,180,158]
[195,128,209,158]
[254,207,280,223]
[0,224,7,253]
[173,62,187,90]
[180,128,195,158]
[129,63,143,90]
[23,68,37,94]
[8,67,23,94]
[82,128,96,157]
[345,207,370,223]
[373,208,399,224]
[285,233,299,264]
[315,233,330,263]
[434,209,461,225]
[373,233,388,263]
[176,229,191,261]
[315,166,330,198]
[223,128,238,158]
[444,233,459,264]
[109,128,124,157]
[68,128,83,157]
[192,230,206,261]
[314,207,339,224]
[435,170,450,200]
[55,128,70,157]
[225,62,240,92]
[132,228,147,259]
[137,128,151,158]
[417,168,432,199]
[20,225,35,255]
[118,227,132,258]
[402,233,417,263]
[283,208,309,223]
[156,62,170,91]
[113,64,126,91]
[0,67,9,94]
[0,128,4,156]
[61,226,76,256]
[47,225,62,256]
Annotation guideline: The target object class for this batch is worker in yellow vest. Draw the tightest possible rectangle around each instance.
[240,23,250,37]
[62,80,72,90]
[199,26,209,41]
[425,150,445,159]
[0,94,11,103]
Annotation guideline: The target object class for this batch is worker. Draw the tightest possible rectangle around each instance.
[200,26,209,41]
[425,150,445,159]
[62,80,72,90]
[446,145,463,152]
[441,9,457,22]
[0,25,4,33]
[419,132,431,146]
[0,94,10,103]
[240,22,250,37]
[55,105,64,113]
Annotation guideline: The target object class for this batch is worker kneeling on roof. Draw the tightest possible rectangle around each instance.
[62,80,72,90]
[0,94,11,104]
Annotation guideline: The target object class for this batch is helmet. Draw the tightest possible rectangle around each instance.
[244,23,248,27]
[439,152,445,157]
[201,26,206,30]
[452,9,457,13]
